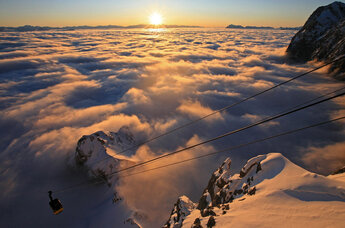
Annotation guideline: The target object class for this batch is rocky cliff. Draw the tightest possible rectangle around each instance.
[286,1,345,80]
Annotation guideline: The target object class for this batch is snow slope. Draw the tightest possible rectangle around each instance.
[164,153,345,228]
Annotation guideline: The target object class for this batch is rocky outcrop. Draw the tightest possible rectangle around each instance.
[75,126,136,184]
[286,1,345,79]
[163,196,196,228]
[197,156,262,216]
[164,155,265,227]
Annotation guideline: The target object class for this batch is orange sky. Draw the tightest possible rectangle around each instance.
[0,0,341,27]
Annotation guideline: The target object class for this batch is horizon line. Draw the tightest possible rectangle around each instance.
[0,23,302,30]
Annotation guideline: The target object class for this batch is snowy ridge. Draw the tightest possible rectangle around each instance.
[75,126,136,184]
[164,153,345,227]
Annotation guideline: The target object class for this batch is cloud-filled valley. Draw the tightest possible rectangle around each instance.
[0,28,344,227]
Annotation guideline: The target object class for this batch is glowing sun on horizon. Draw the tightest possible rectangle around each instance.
[149,12,163,25]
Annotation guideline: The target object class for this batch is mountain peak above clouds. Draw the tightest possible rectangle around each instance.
[163,153,345,228]
[74,126,136,184]
[72,127,154,227]
[287,1,345,79]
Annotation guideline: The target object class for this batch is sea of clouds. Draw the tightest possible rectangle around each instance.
[0,28,344,227]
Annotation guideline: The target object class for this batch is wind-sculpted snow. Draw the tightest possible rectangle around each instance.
[0,28,344,227]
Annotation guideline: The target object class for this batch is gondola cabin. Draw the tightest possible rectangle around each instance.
[48,191,63,215]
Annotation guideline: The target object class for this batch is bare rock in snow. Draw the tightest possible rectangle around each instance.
[197,156,264,214]
[163,195,196,228]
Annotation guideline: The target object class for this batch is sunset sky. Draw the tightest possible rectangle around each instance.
[0,0,341,27]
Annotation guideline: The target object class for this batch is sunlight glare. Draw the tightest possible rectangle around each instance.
[149,12,163,25]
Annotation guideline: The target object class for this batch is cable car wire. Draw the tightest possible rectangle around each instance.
[54,115,345,193]
[106,91,345,175]
[120,116,345,178]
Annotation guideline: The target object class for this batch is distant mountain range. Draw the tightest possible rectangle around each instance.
[226,24,302,30]
[0,24,301,32]
[0,24,202,32]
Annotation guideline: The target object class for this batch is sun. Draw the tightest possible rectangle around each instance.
[149,12,163,25]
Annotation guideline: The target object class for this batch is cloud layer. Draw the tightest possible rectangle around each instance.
[0,28,344,227]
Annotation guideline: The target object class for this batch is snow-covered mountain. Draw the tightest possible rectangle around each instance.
[286,1,345,79]
[73,126,145,227]
[75,126,136,184]
[164,153,345,228]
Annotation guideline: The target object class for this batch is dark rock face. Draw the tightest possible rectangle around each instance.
[206,216,216,228]
[315,20,345,79]
[196,157,262,216]
[191,218,202,228]
[197,158,232,211]
[286,1,345,79]
[331,165,345,175]
[287,1,345,61]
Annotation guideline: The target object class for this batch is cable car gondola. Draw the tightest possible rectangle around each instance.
[48,191,63,215]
